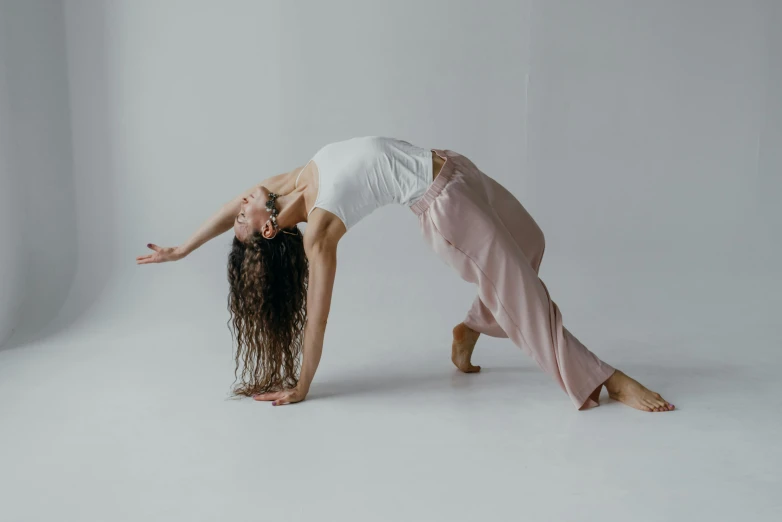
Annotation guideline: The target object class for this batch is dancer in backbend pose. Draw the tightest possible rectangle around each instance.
[136,136,674,412]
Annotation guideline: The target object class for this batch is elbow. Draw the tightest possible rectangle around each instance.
[308,246,336,263]
[306,317,329,330]
[305,236,338,261]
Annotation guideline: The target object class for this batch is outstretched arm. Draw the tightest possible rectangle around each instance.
[136,167,303,264]
[179,168,302,255]
[136,195,243,264]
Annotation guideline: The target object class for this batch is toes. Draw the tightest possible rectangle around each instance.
[648,394,668,411]
[653,395,676,412]
[455,361,480,373]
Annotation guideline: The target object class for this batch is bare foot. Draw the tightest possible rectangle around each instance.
[452,322,481,373]
[604,370,675,412]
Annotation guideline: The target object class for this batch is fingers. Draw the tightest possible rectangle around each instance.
[272,395,294,406]
[136,244,184,265]
[272,391,301,406]
[252,391,283,401]
[136,244,161,265]
[272,392,294,406]
[135,255,158,265]
[253,389,305,406]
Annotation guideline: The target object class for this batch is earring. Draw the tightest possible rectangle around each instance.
[264,192,297,237]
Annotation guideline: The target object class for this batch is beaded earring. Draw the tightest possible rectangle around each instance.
[265,192,298,237]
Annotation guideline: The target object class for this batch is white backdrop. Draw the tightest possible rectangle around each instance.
[2,0,778,349]
[1,1,780,521]
[0,0,76,347]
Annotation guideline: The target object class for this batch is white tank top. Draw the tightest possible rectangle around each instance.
[294,136,433,230]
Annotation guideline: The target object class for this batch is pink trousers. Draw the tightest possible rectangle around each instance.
[411,149,616,410]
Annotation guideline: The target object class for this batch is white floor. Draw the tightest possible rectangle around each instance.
[1,266,781,522]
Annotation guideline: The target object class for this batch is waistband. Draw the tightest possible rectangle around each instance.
[410,149,455,217]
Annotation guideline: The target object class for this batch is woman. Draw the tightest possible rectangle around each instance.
[137,136,674,412]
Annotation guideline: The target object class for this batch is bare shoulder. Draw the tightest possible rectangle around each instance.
[303,208,347,254]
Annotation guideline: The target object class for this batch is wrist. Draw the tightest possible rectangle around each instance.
[175,245,189,258]
[296,382,310,395]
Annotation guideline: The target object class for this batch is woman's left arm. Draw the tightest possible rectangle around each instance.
[296,241,338,395]
[255,233,338,406]
[253,230,342,406]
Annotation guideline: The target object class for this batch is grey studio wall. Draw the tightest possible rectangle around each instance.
[0,0,780,353]
[0,0,76,348]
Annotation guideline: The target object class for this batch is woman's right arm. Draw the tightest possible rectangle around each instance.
[136,167,304,265]
[136,198,238,264]
[177,198,243,256]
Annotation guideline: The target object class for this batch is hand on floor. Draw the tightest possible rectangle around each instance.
[253,387,307,406]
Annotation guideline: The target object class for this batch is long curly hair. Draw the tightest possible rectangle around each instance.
[226,226,308,397]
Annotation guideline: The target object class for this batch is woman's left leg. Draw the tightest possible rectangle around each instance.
[413,149,674,411]
[413,152,614,409]
[463,297,507,338]
[462,165,547,340]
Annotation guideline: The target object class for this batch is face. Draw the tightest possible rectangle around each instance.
[234,186,276,242]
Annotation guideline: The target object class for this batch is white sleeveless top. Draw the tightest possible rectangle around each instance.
[294,136,433,230]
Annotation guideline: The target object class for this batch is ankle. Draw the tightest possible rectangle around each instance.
[603,369,622,392]
[452,322,478,341]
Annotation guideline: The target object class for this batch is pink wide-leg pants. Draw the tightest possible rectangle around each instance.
[411,149,615,410]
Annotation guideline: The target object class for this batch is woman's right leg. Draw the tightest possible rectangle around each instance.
[411,149,674,411]
[467,168,675,412]
[463,180,546,339]
[412,151,614,409]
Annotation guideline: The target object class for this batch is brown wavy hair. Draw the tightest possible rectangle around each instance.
[226,226,308,397]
